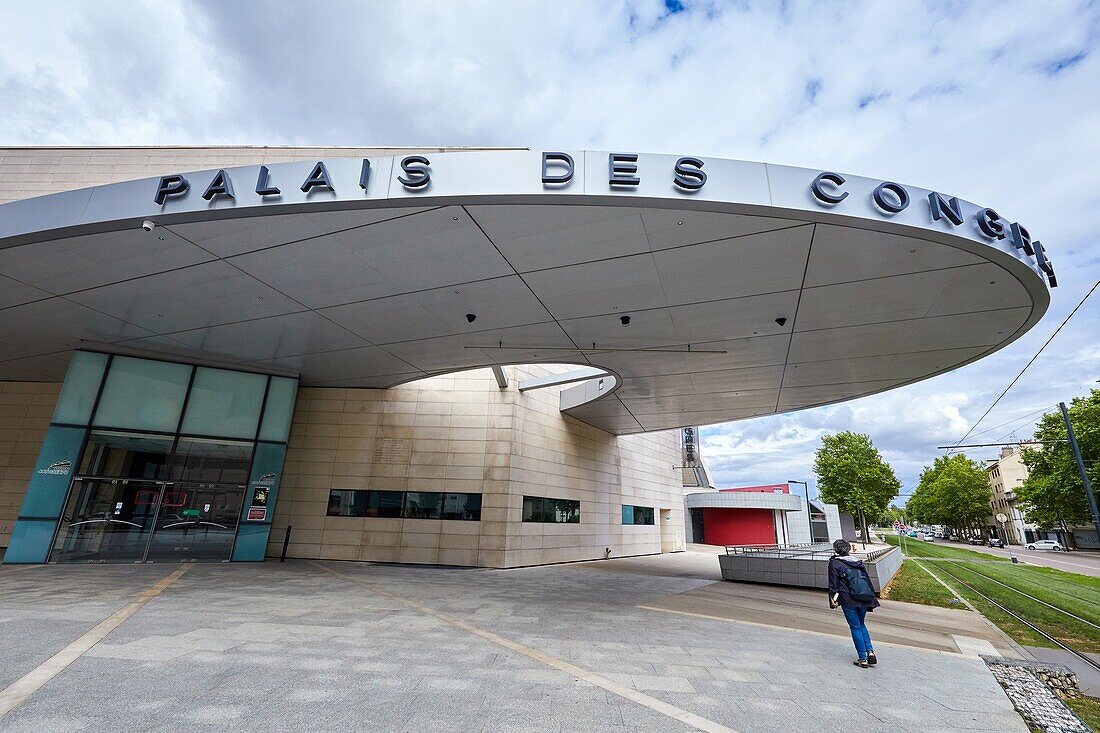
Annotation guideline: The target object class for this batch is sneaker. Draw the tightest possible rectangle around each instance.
[866,651,877,666]
[853,659,869,668]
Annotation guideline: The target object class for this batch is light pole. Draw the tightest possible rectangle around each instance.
[1060,402,1100,549]
[996,512,1019,564]
[789,480,813,545]
[1011,478,1025,545]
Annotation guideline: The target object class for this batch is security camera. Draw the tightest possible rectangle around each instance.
[141,220,156,232]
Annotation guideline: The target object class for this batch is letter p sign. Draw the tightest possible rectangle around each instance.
[154,175,190,205]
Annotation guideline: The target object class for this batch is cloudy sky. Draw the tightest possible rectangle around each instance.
[2,0,1098,500]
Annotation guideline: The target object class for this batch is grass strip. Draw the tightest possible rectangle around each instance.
[934,561,1100,653]
[882,560,961,608]
[883,535,1100,652]
[1066,696,1100,732]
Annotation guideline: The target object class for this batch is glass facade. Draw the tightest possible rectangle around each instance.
[50,351,109,425]
[8,351,297,564]
[92,356,192,433]
[179,368,267,439]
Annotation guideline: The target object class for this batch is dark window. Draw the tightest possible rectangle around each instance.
[523,495,580,523]
[403,492,442,519]
[367,491,405,518]
[443,493,481,520]
[79,431,173,480]
[622,505,654,525]
[328,489,367,517]
[325,490,480,520]
[170,437,253,484]
[523,496,544,522]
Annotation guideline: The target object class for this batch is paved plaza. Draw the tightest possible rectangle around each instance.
[0,551,1027,733]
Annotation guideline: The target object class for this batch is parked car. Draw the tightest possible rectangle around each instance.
[967,537,983,545]
[923,534,935,542]
[1026,540,1064,551]
[988,538,1004,548]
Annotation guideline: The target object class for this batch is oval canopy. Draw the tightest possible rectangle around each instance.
[0,151,1050,434]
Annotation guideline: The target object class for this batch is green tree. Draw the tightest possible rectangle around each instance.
[1017,387,1100,548]
[906,480,934,527]
[880,504,905,527]
[813,432,901,543]
[908,454,992,537]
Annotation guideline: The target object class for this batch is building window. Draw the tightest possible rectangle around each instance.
[622,505,655,525]
[328,489,368,517]
[404,491,442,519]
[326,490,481,520]
[522,496,580,523]
[367,490,404,518]
[443,492,482,520]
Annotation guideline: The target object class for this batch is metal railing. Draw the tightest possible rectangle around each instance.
[861,546,897,562]
[724,542,898,562]
[724,542,832,558]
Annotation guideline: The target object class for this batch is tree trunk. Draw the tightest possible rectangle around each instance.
[858,507,869,547]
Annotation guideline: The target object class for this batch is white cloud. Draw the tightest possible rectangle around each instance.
[0,0,1097,497]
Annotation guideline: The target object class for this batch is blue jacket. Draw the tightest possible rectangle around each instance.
[828,555,881,610]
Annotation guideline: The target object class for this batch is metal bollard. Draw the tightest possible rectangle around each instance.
[280,525,292,562]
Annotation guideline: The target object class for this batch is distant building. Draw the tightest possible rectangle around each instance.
[985,444,1037,544]
[684,482,852,546]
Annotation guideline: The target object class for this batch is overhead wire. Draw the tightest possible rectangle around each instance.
[948,278,1100,453]
[961,404,1056,444]
[989,406,1061,445]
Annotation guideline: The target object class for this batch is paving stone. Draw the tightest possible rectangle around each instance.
[0,555,1030,732]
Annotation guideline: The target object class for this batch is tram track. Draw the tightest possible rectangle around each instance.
[942,561,1100,630]
[914,556,1100,610]
[917,558,1100,674]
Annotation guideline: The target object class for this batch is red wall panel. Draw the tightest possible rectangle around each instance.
[702,508,776,545]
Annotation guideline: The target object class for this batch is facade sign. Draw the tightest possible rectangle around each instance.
[0,151,1051,311]
[809,171,1056,287]
[232,443,288,560]
[36,459,72,476]
[144,153,1055,290]
[246,482,271,522]
[682,427,701,469]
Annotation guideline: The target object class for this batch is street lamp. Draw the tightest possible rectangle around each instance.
[789,480,813,545]
[996,512,1019,564]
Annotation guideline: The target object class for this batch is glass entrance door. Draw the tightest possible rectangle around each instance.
[50,431,254,563]
[51,478,163,563]
[145,483,246,562]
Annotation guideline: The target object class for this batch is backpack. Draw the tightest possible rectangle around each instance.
[841,562,876,602]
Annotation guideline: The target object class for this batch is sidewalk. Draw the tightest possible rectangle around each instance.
[0,551,1029,733]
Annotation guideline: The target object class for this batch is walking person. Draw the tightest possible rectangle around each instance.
[828,539,880,668]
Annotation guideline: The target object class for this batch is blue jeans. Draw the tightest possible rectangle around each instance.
[842,606,873,660]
